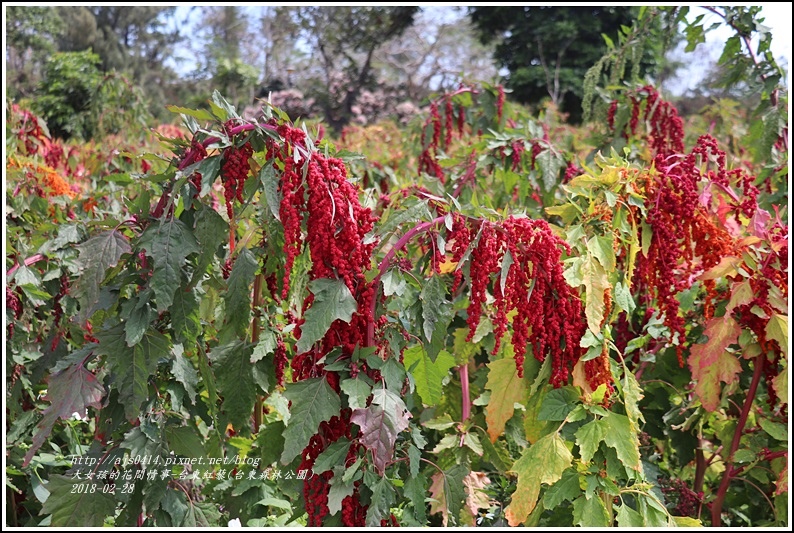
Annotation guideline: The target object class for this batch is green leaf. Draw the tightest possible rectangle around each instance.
[572,494,610,526]
[766,314,788,353]
[165,426,205,459]
[428,463,468,526]
[536,147,565,192]
[143,218,199,312]
[673,516,704,527]
[404,474,427,523]
[538,386,580,421]
[40,474,117,526]
[327,470,355,516]
[759,418,787,442]
[485,357,527,443]
[23,364,105,467]
[364,471,397,526]
[622,367,645,428]
[124,292,154,347]
[97,325,170,421]
[259,164,282,221]
[297,278,357,353]
[581,253,609,334]
[499,249,514,296]
[603,412,641,471]
[192,205,228,283]
[524,384,554,444]
[256,420,285,466]
[421,275,448,344]
[380,357,406,391]
[166,105,215,122]
[213,342,258,431]
[588,235,616,272]
[251,328,277,363]
[171,287,201,346]
[542,470,582,509]
[223,248,259,336]
[182,501,222,526]
[613,281,635,314]
[73,229,131,321]
[616,502,645,527]
[403,346,455,406]
[171,348,198,404]
[340,376,372,410]
[575,419,607,463]
[280,378,341,464]
[505,433,573,526]
[312,438,351,475]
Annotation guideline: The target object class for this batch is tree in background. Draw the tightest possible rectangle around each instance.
[5,6,64,98]
[374,7,499,102]
[469,6,654,122]
[295,6,418,131]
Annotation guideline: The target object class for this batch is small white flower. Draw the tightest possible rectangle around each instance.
[228,518,242,528]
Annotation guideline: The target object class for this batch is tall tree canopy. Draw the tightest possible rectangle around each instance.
[469,6,644,122]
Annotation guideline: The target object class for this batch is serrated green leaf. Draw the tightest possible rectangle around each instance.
[542,469,581,509]
[766,314,788,353]
[622,367,645,428]
[452,328,480,364]
[256,421,285,466]
[224,248,259,335]
[192,205,228,283]
[603,412,641,471]
[505,433,573,525]
[165,426,205,458]
[616,501,645,526]
[73,229,131,321]
[213,341,257,431]
[297,278,357,353]
[377,199,433,238]
[171,285,201,344]
[143,218,199,312]
[40,474,117,526]
[312,438,351,475]
[614,281,635,314]
[182,501,222,526]
[364,471,397,526]
[404,474,427,523]
[280,378,341,464]
[572,494,610,526]
[327,472,355,516]
[421,275,448,344]
[380,357,406,391]
[251,328,277,363]
[96,325,169,421]
[23,364,105,467]
[538,386,580,421]
[485,357,527,443]
[575,419,607,463]
[428,463,468,526]
[758,418,788,442]
[171,348,198,404]
[259,164,282,221]
[404,346,455,406]
[124,294,154,347]
[340,376,372,410]
[588,235,616,272]
[166,105,215,122]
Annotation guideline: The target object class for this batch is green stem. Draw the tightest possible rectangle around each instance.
[459,363,471,422]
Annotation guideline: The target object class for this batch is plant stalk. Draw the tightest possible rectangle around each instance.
[251,273,264,433]
[711,354,765,526]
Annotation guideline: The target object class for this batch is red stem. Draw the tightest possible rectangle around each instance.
[711,354,765,526]
[7,253,46,277]
[459,363,471,421]
[366,215,447,346]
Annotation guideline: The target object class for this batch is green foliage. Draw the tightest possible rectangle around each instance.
[5,9,788,526]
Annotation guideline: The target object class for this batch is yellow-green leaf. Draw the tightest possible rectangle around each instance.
[485,358,528,443]
[582,254,609,334]
[766,314,788,353]
[505,433,572,526]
